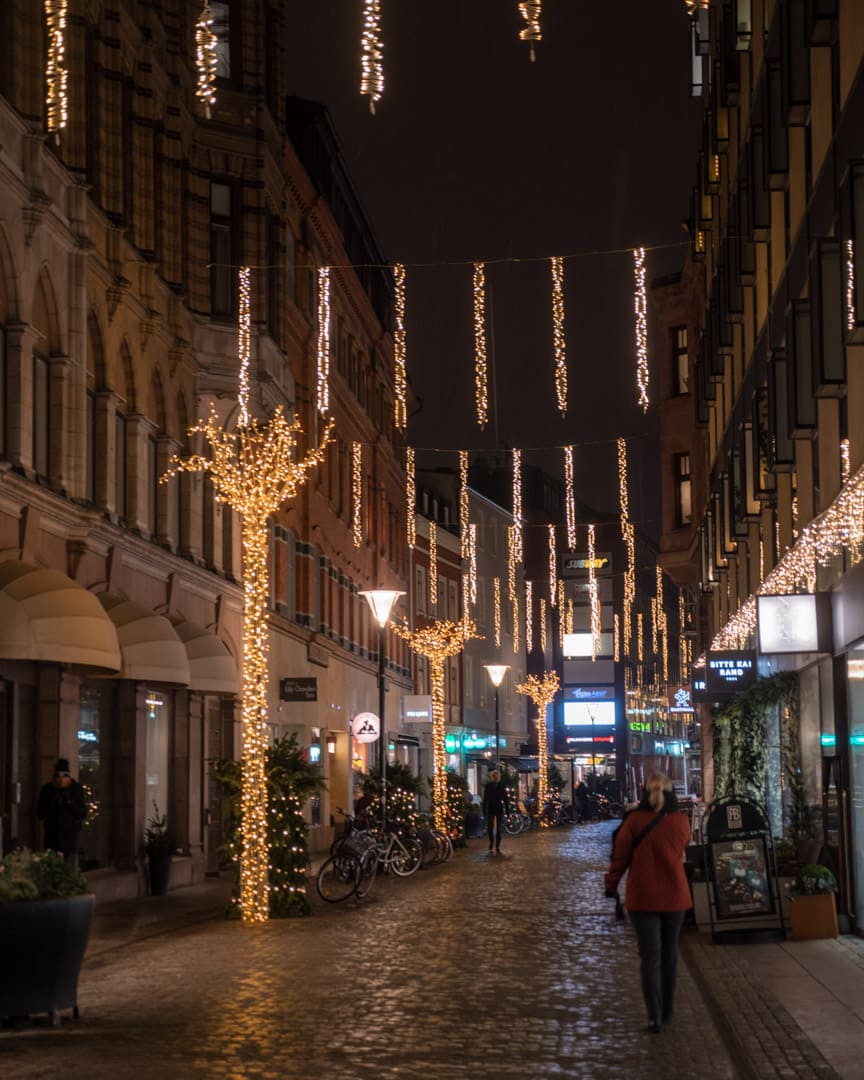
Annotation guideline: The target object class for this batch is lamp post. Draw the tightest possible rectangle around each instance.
[484,664,510,769]
[360,590,404,831]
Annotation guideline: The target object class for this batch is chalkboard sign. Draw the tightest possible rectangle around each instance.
[711,836,774,918]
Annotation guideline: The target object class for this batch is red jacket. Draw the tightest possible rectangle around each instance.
[604,809,692,912]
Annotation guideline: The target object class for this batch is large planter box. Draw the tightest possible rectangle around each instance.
[789,892,838,940]
[0,894,94,1025]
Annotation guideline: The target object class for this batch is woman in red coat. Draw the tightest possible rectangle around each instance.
[604,773,692,1033]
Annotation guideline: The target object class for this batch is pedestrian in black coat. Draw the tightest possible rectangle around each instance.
[36,757,87,865]
[482,770,510,855]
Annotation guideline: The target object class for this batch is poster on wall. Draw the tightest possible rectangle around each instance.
[710,837,773,919]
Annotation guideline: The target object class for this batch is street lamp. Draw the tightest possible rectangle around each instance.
[484,664,510,768]
[360,589,404,830]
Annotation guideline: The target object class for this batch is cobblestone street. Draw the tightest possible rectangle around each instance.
[0,823,832,1079]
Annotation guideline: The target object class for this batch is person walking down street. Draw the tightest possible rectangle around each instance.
[483,770,510,855]
[575,780,590,823]
[604,772,692,1033]
[36,757,87,866]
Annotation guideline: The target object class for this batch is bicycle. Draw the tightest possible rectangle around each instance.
[373,828,423,876]
[318,810,378,902]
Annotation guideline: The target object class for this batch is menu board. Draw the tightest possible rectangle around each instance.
[711,837,773,919]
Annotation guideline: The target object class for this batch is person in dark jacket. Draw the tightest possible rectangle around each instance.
[482,769,510,855]
[604,772,692,1033]
[36,757,87,866]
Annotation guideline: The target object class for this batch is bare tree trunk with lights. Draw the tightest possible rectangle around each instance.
[516,671,560,820]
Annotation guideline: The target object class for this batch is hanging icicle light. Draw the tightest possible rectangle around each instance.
[588,524,601,660]
[550,257,567,416]
[637,611,644,664]
[566,598,574,634]
[429,520,438,607]
[469,524,478,605]
[360,0,384,113]
[846,240,856,332]
[44,0,69,133]
[195,2,218,117]
[512,449,523,562]
[517,0,542,61]
[352,441,363,547]
[614,613,621,663]
[459,450,470,560]
[842,438,851,484]
[237,267,252,428]
[548,524,557,606]
[651,596,659,655]
[512,588,521,655]
[633,248,649,413]
[494,576,502,648]
[525,581,534,654]
[394,263,407,430]
[462,573,471,626]
[618,438,636,661]
[473,263,489,428]
[317,267,331,414]
[678,590,687,684]
[406,447,416,548]
[540,597,547,654]
[564,446,577,549]
[507,525,517,601]
[656,565,668,684]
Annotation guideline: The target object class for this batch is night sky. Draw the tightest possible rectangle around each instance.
[286,1,703,533]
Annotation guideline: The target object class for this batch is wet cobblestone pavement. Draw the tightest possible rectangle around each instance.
[0,823,794,1078]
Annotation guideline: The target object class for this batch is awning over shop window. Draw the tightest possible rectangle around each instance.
[98,595,190,685]
[0,560,121,672]
[171,618,239,695]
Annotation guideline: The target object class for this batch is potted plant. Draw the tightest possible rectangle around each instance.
[0,848,93,1027]
[788,863,838,940]
[144,802,174,896]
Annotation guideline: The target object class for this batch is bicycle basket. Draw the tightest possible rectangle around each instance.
[343,831,376,857]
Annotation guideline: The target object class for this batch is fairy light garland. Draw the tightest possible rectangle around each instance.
[588,524,601,660]
[195,2,218,117]
[651,596,658,655]
[460,450,470,560]
[517,0,542,62]
[564,446,577,549]
[614,613,621,663]
[462,573,471,628]
[317,267,331,414]
[394,263,407,430]
[512,449,523,562]
[566,598,574,634]
[512,587,521,655]
[473,263,489,428]
[163,405,331,924]
[548,524,557,605]
[846,239,856,331]
[656,565,668,684]
[406,447,416,548]
[633,247,649,413]
[507,525,517,601]
[238,267,252,427]
[557,580,566,650]
[352,441,363,547]
[539,597,547,654]
[842,438,851,484]
[678,590,687,683]
[525,581,534,653]
[429,521,438,606]
[637,611,644,664]
[44,0,68,133]
[360,0,384,113]
[550,257,567,416]
[515,672,559,816]
[393,619,479,832]
[469,523,478,605]
[494,576,502,648]
[618,437,636,661]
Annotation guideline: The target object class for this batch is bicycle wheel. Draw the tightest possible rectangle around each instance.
[390,836,423,876]
[354,848,378,898]
[435,829,453,862]
[316,853,360,902]
[503,812,523,836]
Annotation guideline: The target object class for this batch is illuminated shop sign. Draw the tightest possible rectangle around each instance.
[705,651,757,695]
[444,733,507,752]
[562,555,611,572]
[566,686,616,702]
[757,594,833,655]
[667,686,694,714]
[629,720,652,732]
[402,695,433,722]
[565,735,615,745]
[563,700,616,727]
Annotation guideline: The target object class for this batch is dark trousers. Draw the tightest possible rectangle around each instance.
[629,910,686,1023]
[487,811,504,849]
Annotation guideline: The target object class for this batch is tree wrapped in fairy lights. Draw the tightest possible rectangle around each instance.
[515,670,560,818]
[163,267,332,925]
[392,618,480,832]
